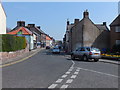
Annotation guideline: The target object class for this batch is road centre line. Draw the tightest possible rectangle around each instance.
[56,79,63,83]
[66,79,73,83]
[48,84,58,89]
[61,85,68,88]
[66,71,71,74]
[62,75,68,78]
[76,69,80,72]
[74,71,79,74]
[71,75,77,79]
[68,68,73,71]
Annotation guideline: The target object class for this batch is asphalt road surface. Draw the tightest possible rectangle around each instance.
[2,49,119,88]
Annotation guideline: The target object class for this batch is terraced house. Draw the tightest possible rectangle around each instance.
[110,14,120,48]
[0,1,6,34]
[63,10,110,53]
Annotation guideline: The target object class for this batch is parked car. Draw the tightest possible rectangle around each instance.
[71,47,101,62]
[52,47,60,54]
[46,46,50,49]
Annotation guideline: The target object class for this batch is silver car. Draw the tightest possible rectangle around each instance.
[52,47,60,54]
[71,47,101,62]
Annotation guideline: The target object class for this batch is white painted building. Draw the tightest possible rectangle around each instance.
[0,1,6,34]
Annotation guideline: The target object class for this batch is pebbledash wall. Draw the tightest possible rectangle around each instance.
[0,2,6,34]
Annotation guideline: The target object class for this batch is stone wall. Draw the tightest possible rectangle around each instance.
[0,44,29,64]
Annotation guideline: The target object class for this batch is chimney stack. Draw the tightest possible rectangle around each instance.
[83,9,89,18]
[17,21,25,27]
[37,26,41,29]
[67,19,69,25]
[74,19,79,24]
[28,24,35,28]
[103,22,106,26]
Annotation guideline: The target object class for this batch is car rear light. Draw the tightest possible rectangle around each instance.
[89,52,93,55]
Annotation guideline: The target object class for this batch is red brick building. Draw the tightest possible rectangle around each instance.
[110,15,120,48]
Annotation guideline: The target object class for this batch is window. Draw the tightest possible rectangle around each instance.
[80,48,85,51]
[116,40,120,45]
[115,26,120,32]
[86,48,90,51]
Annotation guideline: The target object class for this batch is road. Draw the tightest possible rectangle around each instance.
[2,49,119,88]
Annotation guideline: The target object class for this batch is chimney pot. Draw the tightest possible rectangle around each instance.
[83,10,89,18]
[17,21,25,27]
[74,19,79,24]
[37,26,41,29]
[103,22,106,26]
[28,24,35,28]
[67,19,69,25]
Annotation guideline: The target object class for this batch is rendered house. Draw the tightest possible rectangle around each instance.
[45,35,54,47]
[8,21,34,50]
[110,14,120,48]
[0,1,6,34]
[64,10,110,53]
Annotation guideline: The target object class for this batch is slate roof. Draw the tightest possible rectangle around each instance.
[35,27,45,34]
[7,27,32,35]
[110,14,120,26]
[67,24,74,30]
[96,24,109,31]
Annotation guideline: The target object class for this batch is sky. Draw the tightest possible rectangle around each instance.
[2,2,118,40]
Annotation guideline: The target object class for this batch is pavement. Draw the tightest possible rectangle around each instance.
[1,48,44,66]
[2,49,119,89]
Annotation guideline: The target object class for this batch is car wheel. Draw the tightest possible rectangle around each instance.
[94,59,99,62]
[71,54,75,60]
[83,55,88,61]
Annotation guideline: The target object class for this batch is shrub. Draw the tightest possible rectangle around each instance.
[111,44,120,53]
[0,34,27,52]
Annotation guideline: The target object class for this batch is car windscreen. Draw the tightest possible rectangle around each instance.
[91,48,100,51]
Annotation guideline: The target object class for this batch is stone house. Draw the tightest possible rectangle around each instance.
[0,1,6,34]
[110,14,120,48]
[64,10,110,53]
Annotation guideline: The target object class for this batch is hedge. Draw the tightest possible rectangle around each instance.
[0,34,27,52]
[111,44,120,53]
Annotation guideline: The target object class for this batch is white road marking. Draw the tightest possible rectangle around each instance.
[56,79,63,83]
[62,75,68,78]
[61,85,68,88]
[66,72,71,74]
[68,68,73,71]
[76,69,80,72]
[74,72,79,74]
[71,75,77,79]
[66,79,73,83]
[48,84,58,89]
[71,60,75,68]
[79,67,119,78]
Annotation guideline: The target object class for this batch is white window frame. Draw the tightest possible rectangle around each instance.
[116,40,120,45]
[115,26,120,32]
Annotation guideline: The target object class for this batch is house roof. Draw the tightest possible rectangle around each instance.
[35,27,45,34]
[7,27,32,35]
[110,14,120,26]
[46,35,52,40]
[67,24,74,30]
[96,24,109,31]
